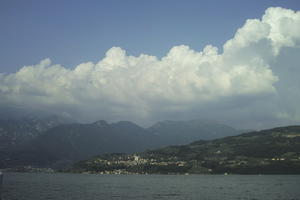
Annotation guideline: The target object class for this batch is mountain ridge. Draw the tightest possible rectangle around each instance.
[0,118,240,169]
[69,125,300,174]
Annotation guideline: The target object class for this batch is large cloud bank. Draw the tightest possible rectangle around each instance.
[1,7,300,128]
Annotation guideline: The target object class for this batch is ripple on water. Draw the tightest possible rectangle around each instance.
[2,173,300,200]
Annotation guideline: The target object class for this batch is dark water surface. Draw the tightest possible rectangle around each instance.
[2,173,300,200]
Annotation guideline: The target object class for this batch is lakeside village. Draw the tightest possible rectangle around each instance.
[69,151,300,175]
[74,154,191,175]
[1,153,299,174]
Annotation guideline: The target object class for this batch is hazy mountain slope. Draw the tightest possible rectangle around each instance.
[1,119,239,169]
[0,115,71,151]
[71,126,300,174]
[147,119,240,145]
[3,120,160,168]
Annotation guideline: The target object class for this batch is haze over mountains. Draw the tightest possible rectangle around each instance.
[149,120,240,145]
[0,115,241,169]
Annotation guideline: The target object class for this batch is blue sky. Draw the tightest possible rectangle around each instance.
[1,0,300,129]
[1,0,299,73]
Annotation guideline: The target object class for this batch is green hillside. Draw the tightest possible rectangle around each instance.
[69,126,300,174]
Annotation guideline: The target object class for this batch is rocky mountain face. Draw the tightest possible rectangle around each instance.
[0,115,71,151]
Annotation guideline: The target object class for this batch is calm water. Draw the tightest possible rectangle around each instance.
[2,173,300,200]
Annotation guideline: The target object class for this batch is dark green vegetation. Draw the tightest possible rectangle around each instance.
[0,118,239,169]
[69,126,300,174]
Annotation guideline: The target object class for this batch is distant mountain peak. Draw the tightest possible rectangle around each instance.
[92,120,109,127]
[113,121,138,126]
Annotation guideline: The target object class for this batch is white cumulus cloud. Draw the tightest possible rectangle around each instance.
[1,7,300,128]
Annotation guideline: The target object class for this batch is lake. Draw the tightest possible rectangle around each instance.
[2,173,300,200]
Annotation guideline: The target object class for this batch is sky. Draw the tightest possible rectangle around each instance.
[0,0,300,129]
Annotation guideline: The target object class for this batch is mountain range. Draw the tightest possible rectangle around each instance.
[0,117,240,169]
